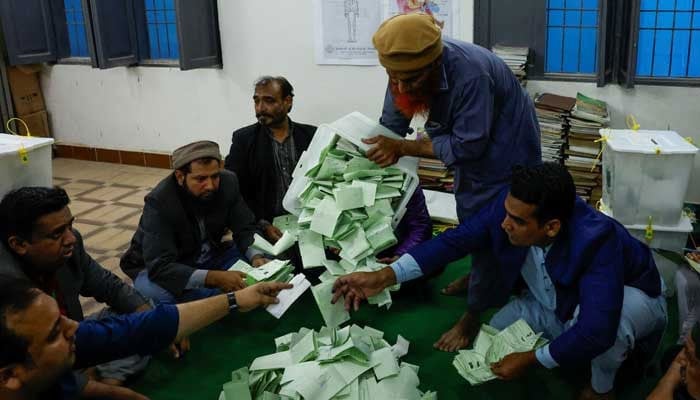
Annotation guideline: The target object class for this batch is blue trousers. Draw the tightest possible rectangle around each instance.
[490,285,667,393]
[134,245,243,304]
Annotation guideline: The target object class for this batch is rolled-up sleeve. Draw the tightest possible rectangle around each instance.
[431,75,494,168]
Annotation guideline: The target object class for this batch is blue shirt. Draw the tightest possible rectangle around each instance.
[380,38,542,221]
[55,304,180,399]
[521,245,556,311]
[520,245,559,369]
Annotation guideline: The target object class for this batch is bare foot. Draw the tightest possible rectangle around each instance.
[441,274,470,296]
[578,385,616,400]
[434,311,480,352]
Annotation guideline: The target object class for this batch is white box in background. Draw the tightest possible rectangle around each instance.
[0,134,54,199]
[283,112,419,229]
[600,129,697,226]
[601,206,692,297]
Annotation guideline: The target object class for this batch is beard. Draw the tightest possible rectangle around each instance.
[181,182,217,207]
[390,66,441,119]
[256,112,286,128]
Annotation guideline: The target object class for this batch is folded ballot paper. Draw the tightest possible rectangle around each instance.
[266,274,311,319]
[453,319,549,386]
[218,325,437,400]
[252,231,298,257]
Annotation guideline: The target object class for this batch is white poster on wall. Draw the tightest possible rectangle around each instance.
[313,0,384,65]
[313,0,460,65]
[382,0,461,39]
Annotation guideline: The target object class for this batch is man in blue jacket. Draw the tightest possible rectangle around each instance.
[363,12,542,348]
[0,277,291,400]
[333,163,667,399]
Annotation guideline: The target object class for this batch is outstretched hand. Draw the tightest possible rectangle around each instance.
[331,268,396,311]
[236,281,293,312]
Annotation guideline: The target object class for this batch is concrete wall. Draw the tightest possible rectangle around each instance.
[40,0,700,202]
[41,0,472,154]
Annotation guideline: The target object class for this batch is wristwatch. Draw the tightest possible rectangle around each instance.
[226,291,238,313]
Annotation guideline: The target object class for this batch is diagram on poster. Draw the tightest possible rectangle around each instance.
[313,0,383,65]
[313,0,461,65]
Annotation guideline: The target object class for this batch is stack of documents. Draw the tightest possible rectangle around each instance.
[533,93,576,164]
[566,93,610,205]
[453,319,548,386]
[229,259,295,286]
[417,157,453,192]
[492,44,529,87]
[219,325,438,400]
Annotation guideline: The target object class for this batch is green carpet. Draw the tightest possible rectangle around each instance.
[132,257,678,399]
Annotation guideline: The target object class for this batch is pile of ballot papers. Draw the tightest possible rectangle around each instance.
[296,137,410,266]
[218,325,438,400]
[453,319,548,385]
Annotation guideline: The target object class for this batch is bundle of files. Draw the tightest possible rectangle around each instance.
[453,319,548,386]
[219,325,438,400]
[492,44,529,86]
[533,93,575,163]
[288,138,414,310]
[565,93,610,204]
[417,157,453,192]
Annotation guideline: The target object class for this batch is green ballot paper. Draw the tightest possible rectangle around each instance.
[220,324,437,400]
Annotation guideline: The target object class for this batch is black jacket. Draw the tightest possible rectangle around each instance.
[120,170,259,296]
[0,231,147,320]
[224,120,316,223]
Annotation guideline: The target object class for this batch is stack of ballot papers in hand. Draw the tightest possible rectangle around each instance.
[453,319,548,386]
[228,259,295,286]
[218,325,438,400]
[292,138,413,310]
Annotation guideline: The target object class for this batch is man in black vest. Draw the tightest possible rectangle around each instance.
[224,76,316,243]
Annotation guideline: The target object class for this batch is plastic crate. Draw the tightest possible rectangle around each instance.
[600,204,692,296]
[0,134,54,199]
[600,129,697,226]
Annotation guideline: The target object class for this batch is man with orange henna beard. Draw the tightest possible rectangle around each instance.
[363,13,542,356]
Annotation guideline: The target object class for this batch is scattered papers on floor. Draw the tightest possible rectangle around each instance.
[219,325,438,400]
[453,319,548,386]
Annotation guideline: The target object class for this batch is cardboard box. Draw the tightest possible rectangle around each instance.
[8,66,45,116]
[14,110,51,138]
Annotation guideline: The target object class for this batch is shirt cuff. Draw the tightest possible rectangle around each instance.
[185,269,208,289]
[390,253,424,284]
[535,345,559,369]
[246,247,264,261]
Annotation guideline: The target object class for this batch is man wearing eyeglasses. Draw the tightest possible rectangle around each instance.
[362,13,542,354]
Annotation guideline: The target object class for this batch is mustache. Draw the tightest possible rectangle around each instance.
[256,113,272,119]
